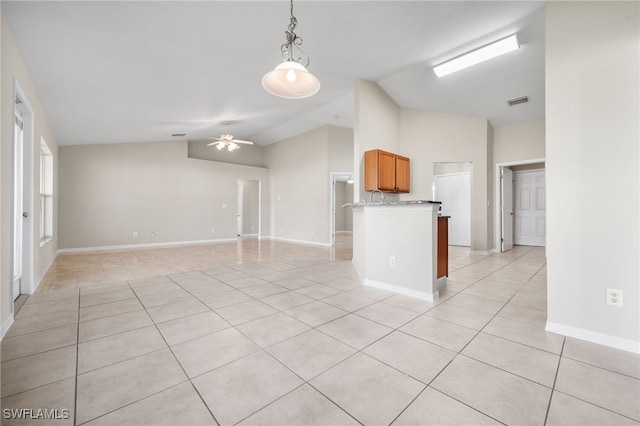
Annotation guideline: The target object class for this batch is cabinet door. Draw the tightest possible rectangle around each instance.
[395,155,410,193]
[364,150,379,191]
[378,150,396,191]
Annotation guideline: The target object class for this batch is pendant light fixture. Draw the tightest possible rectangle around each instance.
[262,0,320,99]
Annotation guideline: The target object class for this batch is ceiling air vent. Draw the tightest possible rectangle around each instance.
[507,95,529,106]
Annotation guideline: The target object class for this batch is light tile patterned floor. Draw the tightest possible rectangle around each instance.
[1,238,639,425]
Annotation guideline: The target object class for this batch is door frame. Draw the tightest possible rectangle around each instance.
[500,167,514,252]
[237,180,244,236]
[329,172,353,247]
[12,80,35,304]
[494,158,545,253]
[237,178,261,238]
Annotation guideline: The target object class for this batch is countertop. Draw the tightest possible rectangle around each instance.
[349,200,442,207]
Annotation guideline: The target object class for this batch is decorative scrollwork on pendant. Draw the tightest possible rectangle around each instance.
[279,0,310,67]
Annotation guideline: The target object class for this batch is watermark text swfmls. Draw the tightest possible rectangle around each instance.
[3,408,70,420]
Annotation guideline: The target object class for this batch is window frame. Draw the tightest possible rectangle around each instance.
[39,138,53,246]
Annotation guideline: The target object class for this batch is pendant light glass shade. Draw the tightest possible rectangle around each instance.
[262,0,320,99]
[262,61,320,99]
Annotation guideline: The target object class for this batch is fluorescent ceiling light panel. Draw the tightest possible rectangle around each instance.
[433,34,519,77]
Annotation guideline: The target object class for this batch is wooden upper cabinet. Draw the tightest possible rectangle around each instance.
[364,149,410,193]
[395,155,410,193]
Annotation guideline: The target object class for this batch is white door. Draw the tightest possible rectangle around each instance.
[435,172,471,246]
[501,167,514,252]
[514,170,546,246]
[329,173,353,247]
[13,112,24,301]
[236,181,243,236]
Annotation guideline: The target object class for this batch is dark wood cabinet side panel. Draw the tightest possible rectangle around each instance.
[437,216,449,278]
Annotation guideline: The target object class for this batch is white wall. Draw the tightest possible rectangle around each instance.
[399,109,493,253]
[58,141,269,249]
[329,125,355,233]
[264,124,354,246]
[546,1,639,352]
[354,80,401,202]
[1,15,59,336]
[494,120,545,164]
[354,81,494,252]
[434,162,472,176]
[328,125,356,173]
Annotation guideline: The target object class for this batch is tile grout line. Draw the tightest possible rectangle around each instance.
[25,244,637,425]
[383,248,551,424]
[172,274,382,424]
[130,276,222,426]
[543,337,566,425]
[73,380,193,426]
[74,291,80,426]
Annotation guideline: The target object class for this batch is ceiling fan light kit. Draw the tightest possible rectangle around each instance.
[262,0,320,99]
[205,122,254,151]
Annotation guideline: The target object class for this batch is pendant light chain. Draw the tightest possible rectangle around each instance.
[281,0,309,67]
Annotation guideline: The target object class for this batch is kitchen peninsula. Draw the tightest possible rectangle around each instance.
[352,200,446,302]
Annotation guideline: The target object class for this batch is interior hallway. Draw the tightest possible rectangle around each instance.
[1,239,639,425]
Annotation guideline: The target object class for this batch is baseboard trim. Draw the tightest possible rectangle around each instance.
[33,254,57,294]
[57,238,239,254]
[352,260,364,281]
[262,236,332,248]
[1,314,15,341]
[364,278,439,302]
[470,250,491,255]
[546,321,640,354]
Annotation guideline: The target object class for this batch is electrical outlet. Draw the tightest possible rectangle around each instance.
[151,232,156,238]
[389,256,396,267]
[607,288,623,307]
[132,231,138,238]
[210,228,215,234]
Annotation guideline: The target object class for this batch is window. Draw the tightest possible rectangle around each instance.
[40,138,53,245]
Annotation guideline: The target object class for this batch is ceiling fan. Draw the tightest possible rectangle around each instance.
[204,122,254,151]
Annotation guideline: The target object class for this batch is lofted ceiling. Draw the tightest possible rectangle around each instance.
[2,1,545,146]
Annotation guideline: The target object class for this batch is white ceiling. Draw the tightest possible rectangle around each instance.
[2,1,545,146]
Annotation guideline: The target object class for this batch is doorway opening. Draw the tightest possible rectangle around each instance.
[433,162,472,247]
[237,179,260,238]
[12,85,34,303]
[496,159,546,252]
[330,173,354,247]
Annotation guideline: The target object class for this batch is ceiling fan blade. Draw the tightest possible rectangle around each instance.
[233,139,254,145]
